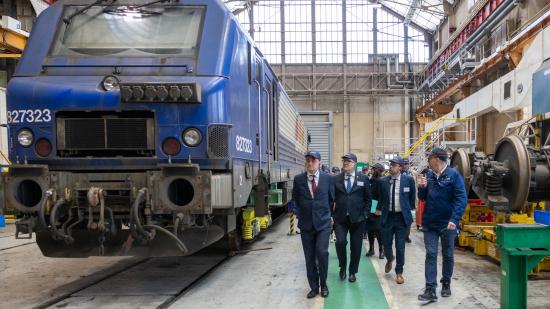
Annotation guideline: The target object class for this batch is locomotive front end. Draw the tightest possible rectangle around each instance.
[3,0,236,257]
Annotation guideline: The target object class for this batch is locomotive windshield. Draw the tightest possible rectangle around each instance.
[50,6,204,57]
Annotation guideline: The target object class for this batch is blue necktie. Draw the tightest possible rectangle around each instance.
[346,175,352,193]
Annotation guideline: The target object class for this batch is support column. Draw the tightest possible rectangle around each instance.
[248,1,255,39]
[311,0,317,110]
[405,23,415,149]
[373,7,378,57]
[342,0,349,151]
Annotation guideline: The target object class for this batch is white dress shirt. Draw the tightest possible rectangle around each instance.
[390,174,401,212]
[344,171,356,191]
[307,170,320,198]
[435,164,448,180]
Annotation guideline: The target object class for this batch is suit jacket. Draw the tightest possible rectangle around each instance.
[379,174,416,226]
[292,172,335,231]
[333,172,372,224]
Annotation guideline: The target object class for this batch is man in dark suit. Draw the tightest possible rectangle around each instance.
[380,157,416,284]
[333,152,371,283]
[292,151,335,299]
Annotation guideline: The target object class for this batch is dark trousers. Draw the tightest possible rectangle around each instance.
[300,227,331,291]
[334,217,366,274]
[367,230,383,252]
[382,212,407,274]
[424,228,456,288]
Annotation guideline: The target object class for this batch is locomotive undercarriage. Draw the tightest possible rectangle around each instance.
[3,163,235,257]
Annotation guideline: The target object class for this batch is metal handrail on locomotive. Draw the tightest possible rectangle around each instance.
[2,0,307,257]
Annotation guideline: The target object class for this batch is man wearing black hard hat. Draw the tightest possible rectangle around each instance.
[417,147,467,303]
[292,151,335,299]
[333,152,371,283]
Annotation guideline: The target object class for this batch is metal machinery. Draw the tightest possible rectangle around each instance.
[1,0,308,257]
[450,59,550,272]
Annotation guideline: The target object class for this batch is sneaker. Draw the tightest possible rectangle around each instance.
[441,282,451,297]
[418,287,438,303]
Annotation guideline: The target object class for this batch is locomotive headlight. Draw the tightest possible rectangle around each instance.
[182,128,202,147]
[17,129,34,147]
[102,75,120,91]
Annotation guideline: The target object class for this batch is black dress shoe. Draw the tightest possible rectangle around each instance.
[406,237,412,243]
[321,287,329,298]
[307,290,319,299]
[339,268,346,280]
[349,273,356,282]
[365,248,375,257]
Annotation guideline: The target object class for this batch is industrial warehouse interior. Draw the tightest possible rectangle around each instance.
[1,0,550,308]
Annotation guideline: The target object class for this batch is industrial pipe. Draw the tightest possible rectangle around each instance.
[132,188,151,240]
[50,198,73,243]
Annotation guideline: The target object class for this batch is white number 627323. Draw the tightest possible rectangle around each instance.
[7,109,52,124]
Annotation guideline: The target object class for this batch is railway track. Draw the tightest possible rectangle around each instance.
[31,248,229,309]
[25,211,285,308]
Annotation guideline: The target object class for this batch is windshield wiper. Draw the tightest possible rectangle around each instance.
[102,0,170,17]
[64,0,115,24]
[131,0,171,10]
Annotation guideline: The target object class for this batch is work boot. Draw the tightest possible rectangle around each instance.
[441,282,451,297]
[418,287,438,303]
[366,247,375,257]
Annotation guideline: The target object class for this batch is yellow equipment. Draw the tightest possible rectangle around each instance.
[458,201,550,272]
[0,16,28,59]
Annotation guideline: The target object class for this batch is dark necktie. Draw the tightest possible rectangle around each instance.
[346,174,352,193]
[391,178,396,212]
[311,175,317,194]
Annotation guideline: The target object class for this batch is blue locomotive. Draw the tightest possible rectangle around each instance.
[4,0,307,257]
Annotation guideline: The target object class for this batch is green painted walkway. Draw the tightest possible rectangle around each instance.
[324,240,390,309]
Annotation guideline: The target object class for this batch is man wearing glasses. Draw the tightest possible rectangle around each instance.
[292,151,335,299]
[333,153,371,283]
[380,157,416,284]
[417,148,467,303]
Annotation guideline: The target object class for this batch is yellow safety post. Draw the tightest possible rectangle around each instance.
[288,212,295,235]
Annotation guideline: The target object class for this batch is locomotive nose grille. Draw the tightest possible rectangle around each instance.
[106,119,149,149]
[57,115,155,157]
[207,125,230,158]
[65,119,105,149]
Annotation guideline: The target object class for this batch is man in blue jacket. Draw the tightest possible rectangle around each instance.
[292,151,335,299]
[380,157,416,284]
[333,152,371,283]
[417,148,467,303]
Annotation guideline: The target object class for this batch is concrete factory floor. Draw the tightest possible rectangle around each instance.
[1,215,549,309]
